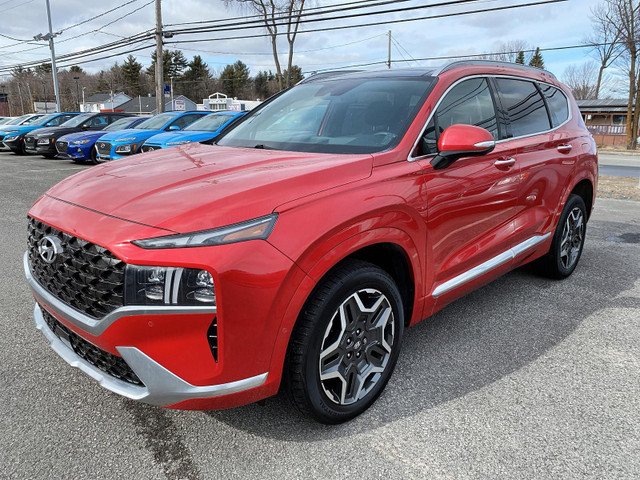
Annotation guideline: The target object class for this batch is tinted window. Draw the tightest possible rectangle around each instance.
[105,117,138,131]
[184,114,233,132]
[420,78,498,155]
[88,115,110,128]
[136,113,179,130]
[496,78,551,137]
[539,84,569,127]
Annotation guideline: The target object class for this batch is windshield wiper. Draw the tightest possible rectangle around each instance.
[253,144,272,149]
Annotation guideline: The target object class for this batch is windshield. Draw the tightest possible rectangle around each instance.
[34,114,58,126]
[105,117,136,131]
[21,115,45,125]
[217,76,434,154]
[61,113,94,128]
[135,113,178,130]
[184,114,232,132]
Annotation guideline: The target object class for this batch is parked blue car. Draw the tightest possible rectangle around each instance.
[2,112,80,154]
[56,116,146,164]
[141,111,247,152]
[95,111,211,161]
[0,114,46,150]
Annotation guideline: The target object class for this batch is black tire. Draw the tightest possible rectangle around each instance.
[533,194,587,279]
[90,146,99,165]
[284,259,404,424]
[13,140,26,155]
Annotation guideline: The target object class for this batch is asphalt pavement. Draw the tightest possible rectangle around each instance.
[1,151,639,479]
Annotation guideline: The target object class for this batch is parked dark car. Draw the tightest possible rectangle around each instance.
[24,112,132,158]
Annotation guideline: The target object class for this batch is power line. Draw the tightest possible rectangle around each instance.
[59,0,143,33]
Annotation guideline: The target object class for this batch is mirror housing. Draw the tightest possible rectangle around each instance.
[168,125,180,131]
[431,124,496,170]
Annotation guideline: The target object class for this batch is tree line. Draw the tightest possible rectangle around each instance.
[2,51,303,115]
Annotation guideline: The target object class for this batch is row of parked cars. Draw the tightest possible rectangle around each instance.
[0,110,246,163]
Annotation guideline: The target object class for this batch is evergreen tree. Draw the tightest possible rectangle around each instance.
[96,71,110,92]
[147,49,189,82]
[121,54,144,95]
[183,55,211,82]
[515,51,526,65]
[35,63,52,77]
[529,47,545,69]
[254,70,274,99]
[220,60,250,98]
[69,65,84,74]
[283,65,303,86]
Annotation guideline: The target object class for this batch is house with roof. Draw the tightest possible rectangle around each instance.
[117,95,198,115]
[80,92,132,113]
[577,99,633,146]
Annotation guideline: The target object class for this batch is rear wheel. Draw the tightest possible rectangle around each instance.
[285,259,404,424]
[534,194,587,279]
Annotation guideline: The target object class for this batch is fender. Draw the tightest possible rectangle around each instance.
[265,227,424,391]
[553,150,597,228]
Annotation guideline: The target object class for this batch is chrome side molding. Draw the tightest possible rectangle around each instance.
[432,233,551,297]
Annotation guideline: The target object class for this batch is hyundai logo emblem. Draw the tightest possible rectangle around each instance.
[38,235,64,264]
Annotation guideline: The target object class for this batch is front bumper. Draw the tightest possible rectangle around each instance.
[24,252,269,407]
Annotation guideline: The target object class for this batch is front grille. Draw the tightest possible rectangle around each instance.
[24,136,36,149]
[96,142,111,156]
[28,217,125,318]
[55,141,68,153]
[141,145,160,152]
[40,306,144,386]
[207,317,218,362]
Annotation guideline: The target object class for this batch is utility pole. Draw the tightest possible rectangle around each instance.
[45,0,60,112]
[170,76,174,111]
[387,30,392,69]
[155,0,164,114]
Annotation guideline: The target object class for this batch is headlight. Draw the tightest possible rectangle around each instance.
[115,144,134,153]
[4,135,19,142]
[37,138,52,145]
[166,140,192,146]
[71,139,91,145]
[132,214,278,249]
[124,265,216,306]
[115,137,136,142]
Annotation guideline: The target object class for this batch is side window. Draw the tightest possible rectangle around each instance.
[539,84,569,127]
[495,78,551,137]
[171,114,203,130]
[420,77,498,155]
[89,115,109,128]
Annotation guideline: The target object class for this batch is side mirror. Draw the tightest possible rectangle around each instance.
[168,125,180,131]
[431,124,496,170]
[81,124,90,130]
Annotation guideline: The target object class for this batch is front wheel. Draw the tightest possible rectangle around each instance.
[285,259,404,424]
[534,194,587,279]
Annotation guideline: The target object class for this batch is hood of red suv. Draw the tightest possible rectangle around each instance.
[46,143,373,233]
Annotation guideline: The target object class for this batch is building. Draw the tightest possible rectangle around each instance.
[117,95,198,116]
[80,92,132,113]
[199,92,261,112]
[577,99,631,146]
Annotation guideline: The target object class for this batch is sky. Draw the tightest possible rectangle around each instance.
[0,0,607,82]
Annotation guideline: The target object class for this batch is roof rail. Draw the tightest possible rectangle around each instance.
[434,59,556,79]
[298,70,364,84]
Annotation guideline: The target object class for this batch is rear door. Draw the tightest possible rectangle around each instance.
[493,78,578,245]
[417,77,521,298]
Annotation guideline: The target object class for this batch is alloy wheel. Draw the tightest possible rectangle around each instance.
[318,288,395,406]
[560,206,584,270]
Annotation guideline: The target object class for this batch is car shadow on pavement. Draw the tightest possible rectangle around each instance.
[203,225,639,441]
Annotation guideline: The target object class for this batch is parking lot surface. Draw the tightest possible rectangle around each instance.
[1,151,639,479]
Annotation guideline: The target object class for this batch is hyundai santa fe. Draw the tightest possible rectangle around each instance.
[24,61,597,424]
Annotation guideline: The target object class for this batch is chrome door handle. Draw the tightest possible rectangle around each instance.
[557,144,573,153]
[494,157,516,167]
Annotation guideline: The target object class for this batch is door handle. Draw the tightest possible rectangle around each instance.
[494,157,516,168]
[557,144,573,153]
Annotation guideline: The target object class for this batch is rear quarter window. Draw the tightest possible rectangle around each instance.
[495,78,551,138]
[539,84,570,127]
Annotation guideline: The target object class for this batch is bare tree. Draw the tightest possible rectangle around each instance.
[587,3,624,99]
[562,63,600,100]
[489,40,532,63]
[224,0,308,91]
[605,0,640,149]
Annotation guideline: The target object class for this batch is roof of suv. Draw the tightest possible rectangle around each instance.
[301,60,556,84]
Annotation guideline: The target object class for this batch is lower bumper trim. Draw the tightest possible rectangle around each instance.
[34,303,268,406]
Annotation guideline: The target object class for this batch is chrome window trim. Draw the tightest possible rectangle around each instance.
[431,233,551,297]
[408,74,572,163]
[34,304,267,406]
[24,251,216,336]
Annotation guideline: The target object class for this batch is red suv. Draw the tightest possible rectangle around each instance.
[25,61,597,423]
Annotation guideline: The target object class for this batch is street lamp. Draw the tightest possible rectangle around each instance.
[73,76,80,112]
[82,86,86,112]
